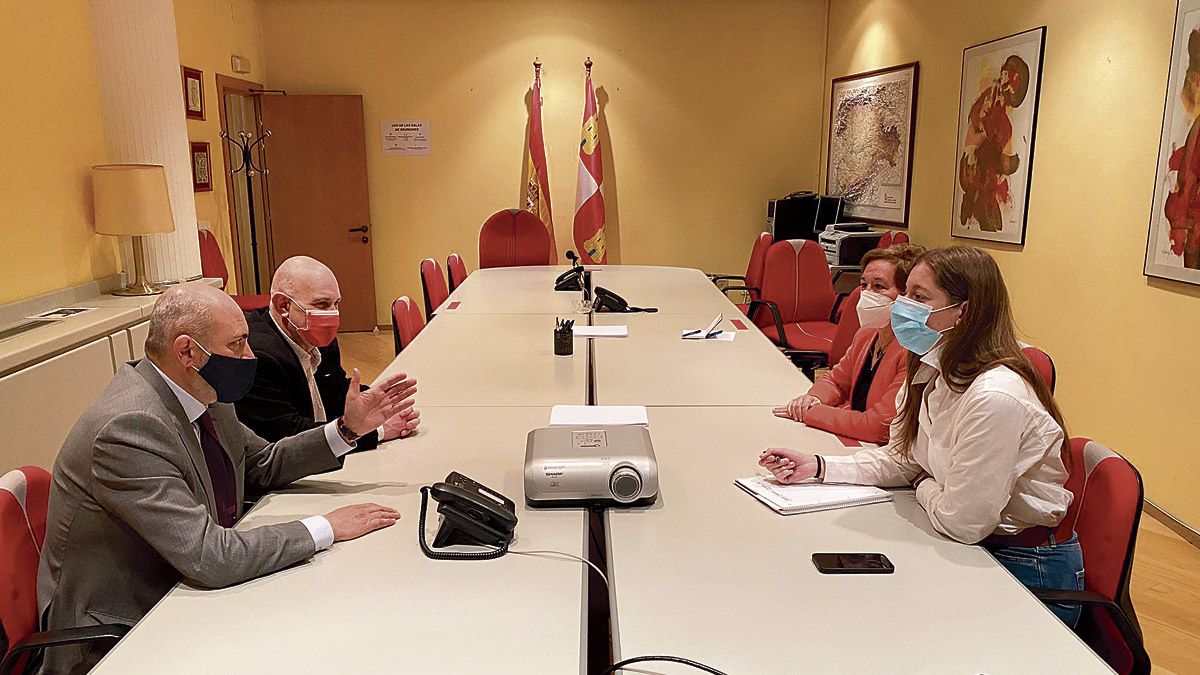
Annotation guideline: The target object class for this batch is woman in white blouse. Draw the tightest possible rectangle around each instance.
[759,246,1082,626]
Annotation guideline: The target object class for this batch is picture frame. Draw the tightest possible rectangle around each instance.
[1146,0,1200,286]
[182,66,204,120]
[191,141,212,192]
[825,62,919,227]
[951,26,1046,245]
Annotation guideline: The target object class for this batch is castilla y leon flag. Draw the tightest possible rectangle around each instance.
[524,61,556,261]
[573,60,607,264]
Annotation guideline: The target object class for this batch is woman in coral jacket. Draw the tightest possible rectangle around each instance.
[773,243,925,443]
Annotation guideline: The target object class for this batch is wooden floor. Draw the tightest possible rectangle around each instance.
[339,329,1200,675]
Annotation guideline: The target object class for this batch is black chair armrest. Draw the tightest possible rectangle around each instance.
[707,274,746,283]
[747,300,790,350]
[830,291,849,323]
[720,284,759,301]
[1031,589,1150,674]
[1,624,130,675]
[781,349,829,380]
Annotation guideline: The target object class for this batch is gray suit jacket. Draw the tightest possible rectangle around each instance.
[37,359,342,674]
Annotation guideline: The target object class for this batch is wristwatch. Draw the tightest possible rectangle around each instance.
[335,416,361,444]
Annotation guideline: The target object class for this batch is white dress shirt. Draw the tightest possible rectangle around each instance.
[149,361,351,550]
[822,345,1072,544]
[271,313,328,423]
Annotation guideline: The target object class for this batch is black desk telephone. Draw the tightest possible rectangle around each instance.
[593,286,658,313]
[419,472,518,560]
[554,266,585,291]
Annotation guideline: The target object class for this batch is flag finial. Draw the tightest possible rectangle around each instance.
[584,57,593,73]
[534,57,541,71]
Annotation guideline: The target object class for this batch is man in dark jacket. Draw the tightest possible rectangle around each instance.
[236,256,420,449]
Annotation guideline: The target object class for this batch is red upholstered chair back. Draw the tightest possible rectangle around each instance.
[390,296,425,355]
[828,286,862,366]
[446,253,469,292]
[1064,438,1146,675]
[198,229,229,290]
[1021,345,1057,394]
[419,258,450,320]
[744,232,772,294]
[877,230,894,249]
[478,209,552,269]
[890,231,909,245]
[753,240,836,329]
[0,466,51,670]
[196,230,270,311]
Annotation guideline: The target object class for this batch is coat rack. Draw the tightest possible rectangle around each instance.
[219,129,271,293]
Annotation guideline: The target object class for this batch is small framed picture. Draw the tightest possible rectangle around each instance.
[191,142,212,192]
[182,66,204,120]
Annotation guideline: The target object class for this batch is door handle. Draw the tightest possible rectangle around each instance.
[348,225,369,233]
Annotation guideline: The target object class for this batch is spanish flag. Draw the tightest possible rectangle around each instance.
[524,62,556,261]
[573,60,607,264]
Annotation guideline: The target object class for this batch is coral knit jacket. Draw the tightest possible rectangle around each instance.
[803,327,908,444]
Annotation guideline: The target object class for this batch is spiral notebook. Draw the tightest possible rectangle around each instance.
[734,476,892,515]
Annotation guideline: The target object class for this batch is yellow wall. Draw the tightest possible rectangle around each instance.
[174,0,270,294]
[825,0,1198,526]
[257,0,828,324]
[0,4,117,305]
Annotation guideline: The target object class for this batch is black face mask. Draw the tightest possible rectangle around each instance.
[190,338,257,403]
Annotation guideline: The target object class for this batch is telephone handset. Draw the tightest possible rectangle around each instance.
[418,472,518,560]
[554,267,584,291]
[593,286,658,313]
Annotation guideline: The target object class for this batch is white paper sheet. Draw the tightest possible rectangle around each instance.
[549,405,649,427]
[572,325,628,338]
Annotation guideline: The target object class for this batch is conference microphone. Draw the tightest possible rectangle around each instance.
[565,250,580,268]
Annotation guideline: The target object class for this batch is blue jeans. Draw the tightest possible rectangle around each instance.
[988,533,1085,628]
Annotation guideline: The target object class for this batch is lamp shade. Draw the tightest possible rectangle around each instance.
[92,164,176,236]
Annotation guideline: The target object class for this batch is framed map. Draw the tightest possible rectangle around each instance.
[952,27,1045,245]
[1147,0,1200,286]
[825,62,919,227]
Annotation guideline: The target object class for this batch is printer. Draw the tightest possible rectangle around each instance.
[818,222,884,266]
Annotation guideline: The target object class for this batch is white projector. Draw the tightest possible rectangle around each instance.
[524,426,659,507]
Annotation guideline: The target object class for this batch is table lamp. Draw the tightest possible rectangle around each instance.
[92,164,177,296]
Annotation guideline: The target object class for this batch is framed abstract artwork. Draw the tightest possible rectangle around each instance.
[951,27,1046,245]
[825,62,919,227]
[191,141,212,192]
[182,66,204,120]
[1147,0,1200,285]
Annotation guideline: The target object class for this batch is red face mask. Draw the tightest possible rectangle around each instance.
[281,294,341,348]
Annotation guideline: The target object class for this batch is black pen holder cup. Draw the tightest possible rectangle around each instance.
[554,329,574,357]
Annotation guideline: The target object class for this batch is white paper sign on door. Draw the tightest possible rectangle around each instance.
[381,120,430,156]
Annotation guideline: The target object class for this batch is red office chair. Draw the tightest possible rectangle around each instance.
[712,232,771,316]
[1021,345,1057,393]
[478,209,552,269]
[419,258,450,321]
[1033,439,1150,675]
[876,230,894,249]
[197,229,269,311]
[826,286,863,367]
[748,240,839,375]
[390,296,425,355]
[0,467,128,674]
[446,253,469,292]
[890,231,909,245]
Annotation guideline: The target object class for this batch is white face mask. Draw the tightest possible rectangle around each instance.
[856,289,895,329]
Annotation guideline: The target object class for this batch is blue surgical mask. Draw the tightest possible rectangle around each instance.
[890,296,962,355]
[189,338,257,403]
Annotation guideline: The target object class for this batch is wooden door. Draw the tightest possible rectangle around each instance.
[260,95,378,331]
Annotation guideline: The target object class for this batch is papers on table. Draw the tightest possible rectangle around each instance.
[734,476,892,515]
[549,405,649,427]
[682,313,724,340]
[572,325,628,338]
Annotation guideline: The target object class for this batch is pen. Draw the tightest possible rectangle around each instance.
[706,330,723,339]
[682,329,701,337]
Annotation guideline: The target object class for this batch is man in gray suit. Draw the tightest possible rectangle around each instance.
[37,283,415,674]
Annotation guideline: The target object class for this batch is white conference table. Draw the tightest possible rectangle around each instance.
[592,312,808,406]
[92,407,590,674]
[377,312,588,406]
[605,407,1111,674]
[443,265,738,316]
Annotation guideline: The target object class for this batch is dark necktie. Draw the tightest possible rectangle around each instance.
[197,411,238,528]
